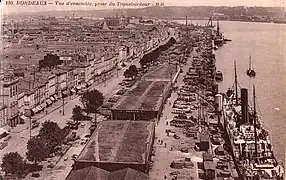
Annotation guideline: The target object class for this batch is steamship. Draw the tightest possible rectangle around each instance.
[216,61,284,180]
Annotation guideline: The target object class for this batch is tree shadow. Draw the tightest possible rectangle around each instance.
[25,163,43,174]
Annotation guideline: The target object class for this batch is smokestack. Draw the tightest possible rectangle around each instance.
[241,88,249,124]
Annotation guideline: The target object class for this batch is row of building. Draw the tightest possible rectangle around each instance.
[1,16,175,128]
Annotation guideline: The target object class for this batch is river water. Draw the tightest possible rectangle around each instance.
[176,20,286,163]
[215,21,286,164]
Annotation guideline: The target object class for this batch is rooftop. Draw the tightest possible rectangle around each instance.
[143,64,178,81]
[113,80,170,111]
[77,120,155,164]
[66,167,148,180]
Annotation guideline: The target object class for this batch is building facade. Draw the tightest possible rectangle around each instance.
[0,105,8,127]
[0,71,19,127]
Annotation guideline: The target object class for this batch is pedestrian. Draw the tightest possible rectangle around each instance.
[164,175,167,179]
[164,142,167,148]
[166,121,168,125]
[59,110,61,114]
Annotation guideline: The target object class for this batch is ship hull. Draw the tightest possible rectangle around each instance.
[214,39,224,46]
[246,69,256,77]
[220,96,284,180]
[220,108,246,180]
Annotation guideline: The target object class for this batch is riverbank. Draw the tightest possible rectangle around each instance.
[212,20,286,163]
[149,27,239,180]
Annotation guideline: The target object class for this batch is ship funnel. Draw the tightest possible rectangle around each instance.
[215,94,223,112]
[241,88,249,123]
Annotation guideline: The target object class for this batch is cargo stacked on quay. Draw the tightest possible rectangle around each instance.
[215,61,284,180]
[148,23,241,180]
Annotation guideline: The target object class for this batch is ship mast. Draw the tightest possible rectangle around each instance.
[249,54,252,70]
[234,60,238,105]
[216,20,220,37]
[253,84,258,158]
[283,148,286,180]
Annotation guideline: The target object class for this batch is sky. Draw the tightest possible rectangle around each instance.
[1,0,285,15]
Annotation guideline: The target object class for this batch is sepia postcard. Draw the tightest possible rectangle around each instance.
[0,0,285,179]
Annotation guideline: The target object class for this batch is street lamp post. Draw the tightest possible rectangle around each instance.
[29,116,31,139]
[62,92,65,115]
[104,72,106,87]
[116,63,119,78]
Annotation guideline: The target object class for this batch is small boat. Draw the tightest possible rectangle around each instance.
[223,38,232,42]
[246,55,256,77]
[214,38,224,46]
[213,45,218,50]
[215,70,223,81]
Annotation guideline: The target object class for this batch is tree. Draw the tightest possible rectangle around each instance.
[1,152,25,178]
[26,137,47,164]
[124,65,138,80]
[81,89,104,126]
[129,65,138,79]
[39,54,61,70]
[72,105,84,123]
[129,65,137,72]
[123,69,131,79]
[38,121,64,153]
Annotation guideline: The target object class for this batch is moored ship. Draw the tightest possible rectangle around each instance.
[215,70,223,81]
[213,20,224,47]
[246,55,256,77]
[216,61,284,180]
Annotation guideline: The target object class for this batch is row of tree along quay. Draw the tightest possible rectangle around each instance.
[1,89,104,179]
[123,38,177,81]
[72,89,104,132]
[123,65,139,80]
[140,37,176,66]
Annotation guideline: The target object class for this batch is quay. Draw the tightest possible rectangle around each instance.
[2,15,282,180]
[66,25,240,180]
[0,16,178,180]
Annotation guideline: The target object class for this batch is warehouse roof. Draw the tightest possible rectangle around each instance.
[113,80,170,111]
[66,167,148,180]
[77,120,155,164]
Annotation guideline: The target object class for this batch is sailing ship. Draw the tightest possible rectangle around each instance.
[205,16,215,28]
[213,20,224,46]
[217,61,284,180]
[246,55,256,77]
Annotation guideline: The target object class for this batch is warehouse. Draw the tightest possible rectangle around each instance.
[72,120,155,174]
[111,80,172,121]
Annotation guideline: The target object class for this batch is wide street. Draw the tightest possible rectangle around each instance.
[0,59,134,172]
[149,53,203,180]
[0,36,172,180]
